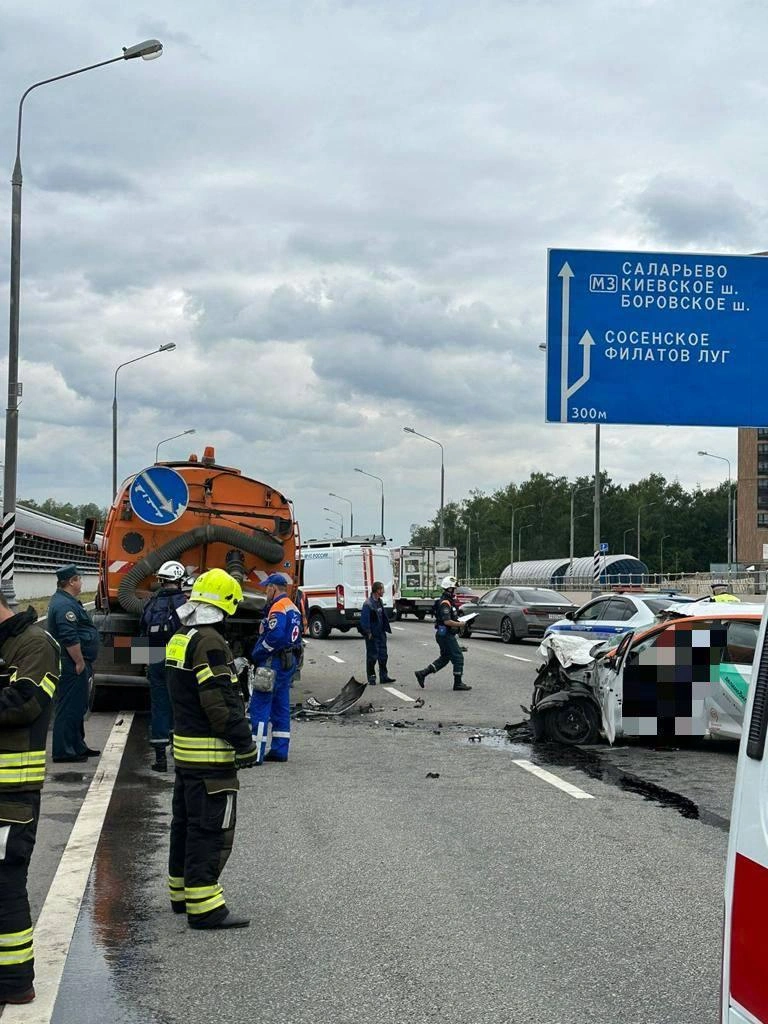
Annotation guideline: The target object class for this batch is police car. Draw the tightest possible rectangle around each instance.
[544,592,696,644]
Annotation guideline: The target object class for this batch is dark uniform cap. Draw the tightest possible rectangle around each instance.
[56,564,81,582]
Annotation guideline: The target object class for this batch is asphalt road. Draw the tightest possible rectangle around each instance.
[17,621,735,1023]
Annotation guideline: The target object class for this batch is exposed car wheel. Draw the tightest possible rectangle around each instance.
[500,617,517,644]
[308,613,330,640]
[544,701,600,745]
[416,610,427,621]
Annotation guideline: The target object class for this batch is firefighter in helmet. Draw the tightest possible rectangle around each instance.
[165,568,258,929]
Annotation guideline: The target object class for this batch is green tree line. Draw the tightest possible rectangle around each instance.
[409,472,730,578]
[20,498,108,526]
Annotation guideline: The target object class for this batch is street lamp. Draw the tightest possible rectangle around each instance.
[2,39,164,602]
[113,344,176,496]
[328,493,353,537]
[322,507,343,534]
[403,426,445,546]
[622,527,635,553]
[637,502,657,563]
[660,534,671,580]
[325,517,342,537]
[698,450,733,575]
[354,468,384,536]
[518,522,534,563]
[509,503,535,580]
[156,428,195,463]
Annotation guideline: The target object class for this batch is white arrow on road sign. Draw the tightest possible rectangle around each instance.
[558,261,573,423]
[138,471,184,516]
[566,330,595,403]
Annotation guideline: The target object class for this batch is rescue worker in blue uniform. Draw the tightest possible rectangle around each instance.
[360,581,395,685]
[0,593,59,1006]
[414,576,472,691]
[249,573,302,763]
[46,565,101,762]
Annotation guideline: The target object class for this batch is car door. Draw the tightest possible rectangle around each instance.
[722,606,768,1023]
[595,629,635,744]
[472,590,498,631]
[560,597,613,639]
[490,588,514,633]
[711,619,760,739]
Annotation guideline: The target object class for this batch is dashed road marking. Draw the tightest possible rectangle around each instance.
[327,654,345,663]
[3,714,134,1023]
[512,759,594,800]
[382,686,416,703]
[392,626,406,631]
[504,654,533,662]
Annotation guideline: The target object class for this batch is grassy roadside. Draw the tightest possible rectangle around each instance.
[27,591,96,620]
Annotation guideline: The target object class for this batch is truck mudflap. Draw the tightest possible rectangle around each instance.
[295,676,367,716]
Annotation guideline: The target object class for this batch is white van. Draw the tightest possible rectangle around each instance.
[300,539,394,639]
[722,602,768,1023]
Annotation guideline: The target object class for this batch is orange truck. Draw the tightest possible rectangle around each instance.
[85,445,299,699]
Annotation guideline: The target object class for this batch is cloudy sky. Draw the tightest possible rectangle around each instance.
[0,0,760,544]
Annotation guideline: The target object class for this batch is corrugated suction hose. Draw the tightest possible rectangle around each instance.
[117,524,284,615]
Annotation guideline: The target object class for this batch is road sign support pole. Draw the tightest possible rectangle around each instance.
[593,424,601,596]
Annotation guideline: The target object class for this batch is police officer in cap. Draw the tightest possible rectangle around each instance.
[47,565,100,763]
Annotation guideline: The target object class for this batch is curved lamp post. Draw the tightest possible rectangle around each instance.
[113,344,176,495]
[403,426,444,546]
[328,492,353,537]
[2,39,164,602]
[698,450,733,574]
[355,468,384,535]
[156,428,195,463]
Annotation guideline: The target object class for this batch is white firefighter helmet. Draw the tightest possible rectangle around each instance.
[441,575,458,589]
[156,560,186,582]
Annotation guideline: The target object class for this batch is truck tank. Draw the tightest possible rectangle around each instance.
[91,445,299,694]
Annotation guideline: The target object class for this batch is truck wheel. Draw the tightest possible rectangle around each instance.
[500,617,517,644]
[395,608,403,621]
[544,701,599,745]
[309,613,330,640]
[416,610,427,621]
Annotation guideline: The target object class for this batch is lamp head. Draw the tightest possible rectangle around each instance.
[123,39,164,60]
[184,429,196,436]
[403,427,415,434]
[159,342,176,352]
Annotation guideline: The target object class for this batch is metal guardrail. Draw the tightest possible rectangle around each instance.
[461,573,763,595]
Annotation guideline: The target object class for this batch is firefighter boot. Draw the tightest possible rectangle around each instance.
[151,743,168,772]
[366,659,377,685]
[415,664,436,688]
[453,675,472,692]
[379,660,396,684]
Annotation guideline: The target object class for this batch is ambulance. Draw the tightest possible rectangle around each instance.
[299,536,394,639]
[722,602,768,1023]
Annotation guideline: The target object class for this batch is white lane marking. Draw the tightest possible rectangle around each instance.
[327,654,345,663]
[382,686,416,703]
[4,714,134,1023]
[504,654,532,662]
[392,626,406,631]
[512,759,594,800]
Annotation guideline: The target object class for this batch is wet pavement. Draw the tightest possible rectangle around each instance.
[33,622,735,1022]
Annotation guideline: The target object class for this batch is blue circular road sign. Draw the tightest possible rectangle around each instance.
[129,466,189,526]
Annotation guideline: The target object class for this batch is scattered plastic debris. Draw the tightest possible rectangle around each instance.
[426,772,440,779]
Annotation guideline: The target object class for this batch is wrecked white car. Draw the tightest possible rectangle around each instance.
[529,610,761,745]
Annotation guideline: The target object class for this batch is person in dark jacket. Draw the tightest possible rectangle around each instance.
[139,560,187,772]
[414,576,472,691]
[0,595,60,1006]
[360,582,395,685]
[165,568,258,930]
[46,565,100,762]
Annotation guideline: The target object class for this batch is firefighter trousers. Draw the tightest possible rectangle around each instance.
[168,770,238,928]
[0,791,40,999]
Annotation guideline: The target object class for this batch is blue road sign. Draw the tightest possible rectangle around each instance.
[129,466,189,526]
[599,542,609,554]
[546,248,768,426]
